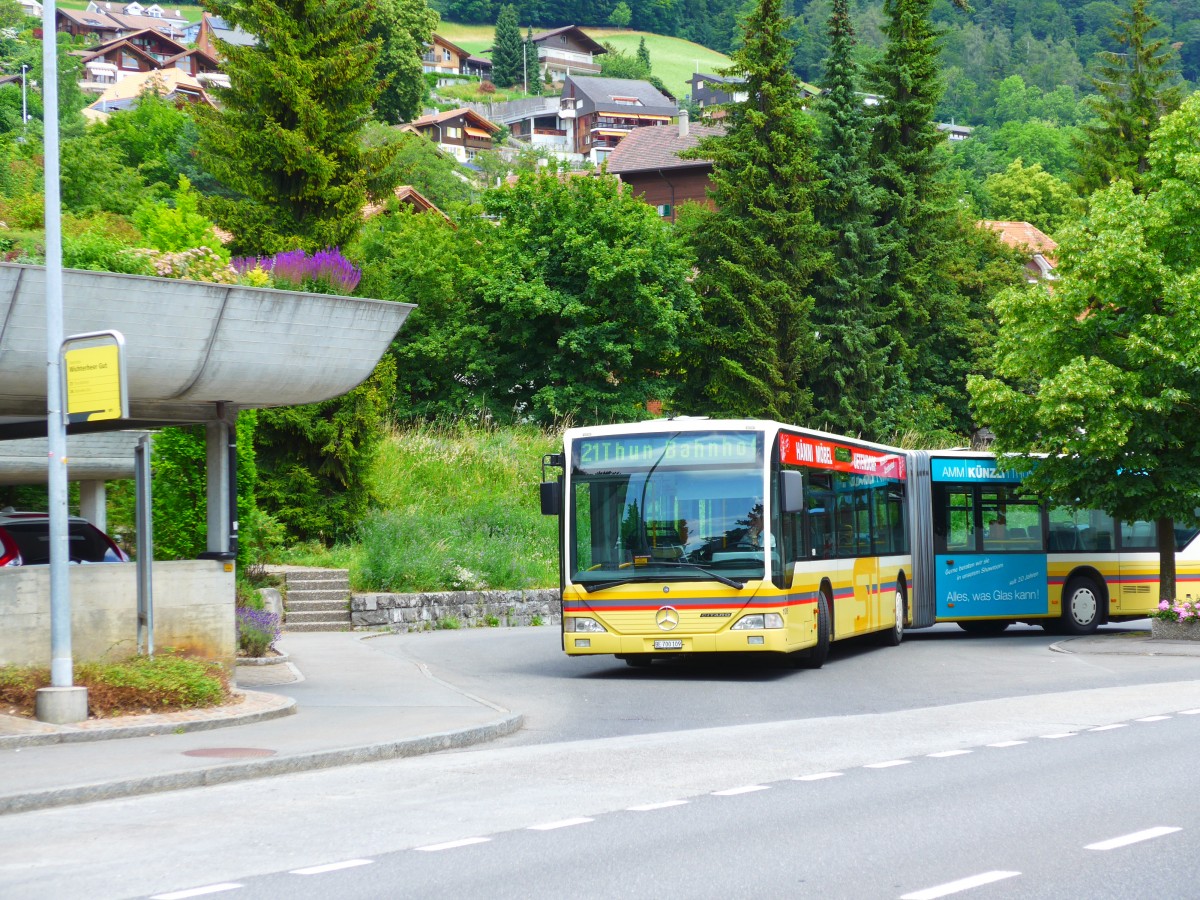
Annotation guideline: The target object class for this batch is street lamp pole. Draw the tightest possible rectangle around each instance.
[20,64,27,127]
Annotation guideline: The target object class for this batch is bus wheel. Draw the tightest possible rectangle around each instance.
[622,655,653,668]
[795,592,831,669]
[958,620,1010,635]
[878,588,905,646]
[1059,577,1102,635]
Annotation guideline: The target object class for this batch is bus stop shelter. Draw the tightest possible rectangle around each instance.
[0,262,413,667]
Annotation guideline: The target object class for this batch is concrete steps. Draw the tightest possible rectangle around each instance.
[271,567,352,632]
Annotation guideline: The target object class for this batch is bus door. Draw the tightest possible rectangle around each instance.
[933,482,1048,619]
[1117,517,1158,609]
[847,486,881,633]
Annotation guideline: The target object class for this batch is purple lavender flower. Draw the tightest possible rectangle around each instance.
[232,248,361,295]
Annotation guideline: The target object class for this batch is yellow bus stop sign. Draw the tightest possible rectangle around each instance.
[62,330,128,424]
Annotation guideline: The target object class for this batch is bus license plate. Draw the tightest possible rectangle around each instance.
[653,640,683,650]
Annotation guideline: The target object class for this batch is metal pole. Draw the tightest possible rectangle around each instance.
[43,0,71,690]
[20,64,26,127]
[135,435,154,656]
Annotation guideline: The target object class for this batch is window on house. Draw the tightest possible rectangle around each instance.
[443,49,451,61]
[611,96,640,105]
[121,51,138,68]
[656,204,672,218]
[445,126,462,139]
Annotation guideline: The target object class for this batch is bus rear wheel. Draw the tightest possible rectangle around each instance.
[795,592,831,669]
[877,588,905,646]
[1059,576,1102,635]
[958,620,1010,635]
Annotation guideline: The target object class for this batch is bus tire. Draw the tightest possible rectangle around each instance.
[1059,576,1102,635]
[622,655,653,668]
[877,587,905,646]
[795,592,831,669]
[958,620,1010,635]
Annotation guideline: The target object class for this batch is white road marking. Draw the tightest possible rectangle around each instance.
[1179,708,1200,715]
[290,860,373,875]
[528,817,594,830]
[1136,715,1171,722]
[1085,826,1182,851]
[416,837,491,852]
[987,740,1026,748]
[864,760,911,768]
[1089,724,1128,731]
[900,870,1021,899]
[712,784,770,796]
[1040,732,1077,739]
[927,750,972,758]
[794,772,843,781]
[628,800,689,811]
[151,886,242,900]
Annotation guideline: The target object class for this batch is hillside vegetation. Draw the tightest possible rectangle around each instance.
[281,424,561,593]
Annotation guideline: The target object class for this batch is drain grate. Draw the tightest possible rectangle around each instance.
[182,747,278,759]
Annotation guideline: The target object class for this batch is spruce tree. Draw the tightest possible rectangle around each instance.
[525,26,543,95]
[678,0,830,423]
[1076,0,1184,195]
[636,36,651,72]
[810,0,889,438]
[492,5,523,89]
[195,0,391,252]
[867,0,984,435]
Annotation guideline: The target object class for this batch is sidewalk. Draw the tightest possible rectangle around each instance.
[0,632,522,816]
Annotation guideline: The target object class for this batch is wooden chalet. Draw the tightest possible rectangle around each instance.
[605,112,722,222]
[557,75,676,163]
[530,25,605,82]
[409,107,501,162]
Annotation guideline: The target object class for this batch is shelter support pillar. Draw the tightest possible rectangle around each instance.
[202,402,238,560]
[78,480,105,532]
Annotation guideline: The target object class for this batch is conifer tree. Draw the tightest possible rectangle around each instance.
[492,5,523,89]
[678,0,830,423]
[809,0,889,438]
[636,36,651,72]
[1076,0,1184,195]
[867,0,985,435]
[195,0,391,252]
[524,26,543,95]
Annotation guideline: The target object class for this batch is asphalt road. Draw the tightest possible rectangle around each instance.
[372,621,1200,744]
[4,623,1199,900]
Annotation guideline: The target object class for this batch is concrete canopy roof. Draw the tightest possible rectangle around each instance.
[0,263,414,441]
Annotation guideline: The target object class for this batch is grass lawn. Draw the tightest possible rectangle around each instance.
[435,23,730,101]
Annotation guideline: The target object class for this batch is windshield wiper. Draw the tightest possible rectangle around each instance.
[581,562,744,592]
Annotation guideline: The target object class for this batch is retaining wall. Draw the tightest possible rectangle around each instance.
[351,588,560,631]
[1,560,236,669]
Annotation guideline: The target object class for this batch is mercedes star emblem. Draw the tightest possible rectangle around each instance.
[656,606,680,631]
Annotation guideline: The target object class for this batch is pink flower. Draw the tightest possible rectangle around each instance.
[1159,600,1171,610]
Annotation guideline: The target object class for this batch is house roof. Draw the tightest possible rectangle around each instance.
[564,75,677,117]
[530,25,606,55]
[362,185,453,224]
[979,220,1058,261]
[87,68,211,108]
[411,107,500,133]
[690,72,746,86]
[430,32,472,59]
[605,122,725,175]
[88,27,190,54]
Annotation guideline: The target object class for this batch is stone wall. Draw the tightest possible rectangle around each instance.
[1,560,236,669]
[352,588,560,631]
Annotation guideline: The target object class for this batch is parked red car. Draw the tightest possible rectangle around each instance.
[0,510,130,566]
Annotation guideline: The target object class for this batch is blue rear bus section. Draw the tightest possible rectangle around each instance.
[928,457,1050,620]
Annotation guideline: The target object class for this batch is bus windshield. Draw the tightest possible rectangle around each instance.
[569,430,767,588]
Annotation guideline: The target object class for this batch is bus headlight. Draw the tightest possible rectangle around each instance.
[732,613,784,630]
[564,617,606,633]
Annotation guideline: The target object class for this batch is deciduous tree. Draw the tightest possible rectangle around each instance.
[969,94,1200,602]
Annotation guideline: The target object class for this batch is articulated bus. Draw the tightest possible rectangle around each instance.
[906,450,1200,635]
[540,418,911,667]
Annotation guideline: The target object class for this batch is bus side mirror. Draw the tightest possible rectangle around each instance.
[540,481,561,516]
[780,471,804,514]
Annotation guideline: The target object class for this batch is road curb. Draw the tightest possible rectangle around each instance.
[0,712,523,816]
[0,691,297,750]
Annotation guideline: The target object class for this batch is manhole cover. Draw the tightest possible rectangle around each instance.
[182,747,278,759]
